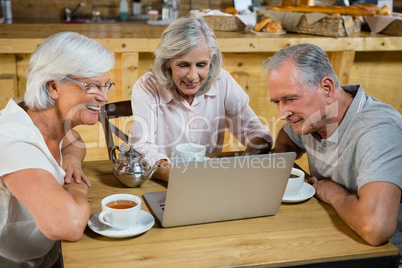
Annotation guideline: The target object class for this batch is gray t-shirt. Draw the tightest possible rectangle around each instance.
[284,84,402,255]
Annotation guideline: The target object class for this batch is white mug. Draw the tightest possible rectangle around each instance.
[284,168,305,197]
[98,194,141,230]
[175,143,206,161]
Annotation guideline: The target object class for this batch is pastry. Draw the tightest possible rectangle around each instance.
[380,5,392,16]
[254,17,273,32]
[264,21,283,33]
[224,7,239,15]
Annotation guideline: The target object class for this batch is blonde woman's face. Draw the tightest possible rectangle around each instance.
[166,43,211,99]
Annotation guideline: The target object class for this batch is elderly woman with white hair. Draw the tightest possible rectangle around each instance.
[129,16,273,182]
[0,32,115,267]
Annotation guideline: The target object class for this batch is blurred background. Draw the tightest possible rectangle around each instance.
[6,0,401,23]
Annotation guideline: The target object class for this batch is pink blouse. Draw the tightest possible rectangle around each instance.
[129,70,272,166]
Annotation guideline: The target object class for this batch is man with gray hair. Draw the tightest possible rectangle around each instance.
[264,43,402,261]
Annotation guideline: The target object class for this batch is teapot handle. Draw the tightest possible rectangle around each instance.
[110,146,120,163]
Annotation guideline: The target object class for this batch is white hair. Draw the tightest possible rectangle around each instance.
[25,31,115,109]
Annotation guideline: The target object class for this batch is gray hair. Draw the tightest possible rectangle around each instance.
[153,16,222,94]
[25,31,115,109]
[263,43,340,90]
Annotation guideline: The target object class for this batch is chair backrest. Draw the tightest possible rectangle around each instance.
[98,100,132,160]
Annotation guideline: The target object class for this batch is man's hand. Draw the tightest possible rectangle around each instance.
[307,176,336,204]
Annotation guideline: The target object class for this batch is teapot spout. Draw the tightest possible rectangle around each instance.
[142,163,158,181]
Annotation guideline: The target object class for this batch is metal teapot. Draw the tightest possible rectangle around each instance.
[111,143,157,187]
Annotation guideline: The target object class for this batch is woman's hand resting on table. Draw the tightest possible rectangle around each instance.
[62,155,91,187]
[241,137,273,156]
[61,129,91,187]
[152,159,171,183]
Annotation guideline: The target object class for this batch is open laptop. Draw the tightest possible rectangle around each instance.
[143,152,296,227]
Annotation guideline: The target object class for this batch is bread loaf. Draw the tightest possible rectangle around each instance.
[223,7,239,15]
[380,5,392,16]
[297,0,315,6]
[352,4,381,14]
[266,5,376,16]
[281,0,296,6]
[264,21,283,33]
[254,17,273,31]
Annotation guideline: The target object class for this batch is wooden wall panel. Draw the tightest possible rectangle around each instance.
[16,54,30,98]
[349,51,402,113]
[121,52,139,100]
[0,54,18,109]
[0,74,17,109]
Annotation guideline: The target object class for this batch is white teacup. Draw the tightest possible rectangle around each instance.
[284,168,305,197]
[175,143,206,161]
[98,194,141,230]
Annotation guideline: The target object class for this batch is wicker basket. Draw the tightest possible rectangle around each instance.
[381,20,402,36]
[257,9,361,37]
[203,15,247,32]
[296,15,361,37]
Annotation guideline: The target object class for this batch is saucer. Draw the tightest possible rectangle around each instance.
[88,210,154,238]
[251,29,286,36]
[282,182,315,203]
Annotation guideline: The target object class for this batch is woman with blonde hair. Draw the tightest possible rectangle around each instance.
[129,17,272,182]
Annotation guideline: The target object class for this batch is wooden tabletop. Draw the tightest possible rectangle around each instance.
[61,160,398,268]
[1,23,401,53]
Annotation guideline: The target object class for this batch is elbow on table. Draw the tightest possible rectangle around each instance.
[42,219,87,242]
[63,229,85,242]
[61,212,91,241]
[40,206,90,241]
[360,220,396,246]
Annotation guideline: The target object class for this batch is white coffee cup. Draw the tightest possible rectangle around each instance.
[98,194,141,230]
[284,168,305,197]
[175,143,206,161]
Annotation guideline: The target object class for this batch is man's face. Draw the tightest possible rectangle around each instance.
[267,61,328,137]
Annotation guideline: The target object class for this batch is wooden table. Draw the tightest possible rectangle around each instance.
[61,160,399,268]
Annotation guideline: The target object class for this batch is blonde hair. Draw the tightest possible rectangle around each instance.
[153,16,223,94]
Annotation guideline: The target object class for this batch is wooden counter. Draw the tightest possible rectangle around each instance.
[1,23,401,166]
[1,24,402,53]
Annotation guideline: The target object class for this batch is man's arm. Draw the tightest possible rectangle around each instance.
[272,127,304,158]
[61,129,90,186]
[309,177,401,246]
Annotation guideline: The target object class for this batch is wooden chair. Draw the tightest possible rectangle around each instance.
[98,100,132,160]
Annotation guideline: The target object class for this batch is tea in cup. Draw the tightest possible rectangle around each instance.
[284,168,305,197]
[175,143,206,161]
[99,194,141,230]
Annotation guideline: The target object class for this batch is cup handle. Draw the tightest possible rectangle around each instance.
[99,211,113,227]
